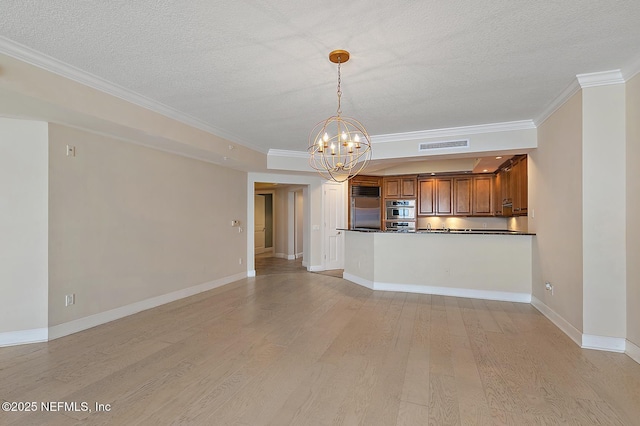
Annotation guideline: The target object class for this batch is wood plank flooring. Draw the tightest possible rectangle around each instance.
[2,258,640,425]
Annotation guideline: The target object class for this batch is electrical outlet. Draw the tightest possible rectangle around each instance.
[545,282,554,295]
[238,258,242,265]
[65,294,75,306]
[66,145,76,157]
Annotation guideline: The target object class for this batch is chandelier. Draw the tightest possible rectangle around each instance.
[308,50,372,183]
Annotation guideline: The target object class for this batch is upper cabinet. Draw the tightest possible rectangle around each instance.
[418,175,493,217]
[383,176,417,199]
[494,155,528,217]
[418,177,453,216]
[473,175,494,216]
[350,175,382,188]
[454,177,473,215]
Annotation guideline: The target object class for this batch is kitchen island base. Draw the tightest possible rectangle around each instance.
[343,231,533,303]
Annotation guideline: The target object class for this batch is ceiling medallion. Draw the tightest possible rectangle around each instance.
[308,50,372,183]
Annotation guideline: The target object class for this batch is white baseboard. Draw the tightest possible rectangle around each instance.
[626,340,640,364]
[531,296,582,346]
[308,265,325,272]
[342,273,530,303]
[582,334,626,353]
[295,252,303,259]
[247,270,256,277]
[274,252,295,260]
[0,328,48,347]
[49,272,247,341]
[531,296,629,353]
[342,272,374,289]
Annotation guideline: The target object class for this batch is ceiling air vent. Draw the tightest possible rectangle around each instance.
[419,139,469,151]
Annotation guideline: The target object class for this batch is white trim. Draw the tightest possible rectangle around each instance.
[0,328,48,347]
[626,340,640,365]
[576,70,624,88]
[295,252,304,259]
[267,149,309,159]
[48,272,246,340]
[530,296,582,346]
[274,252,295,260]
[308,265,325,272]
[247,270,256,278]
[342,273,529,302]
[0,36,264,153]
[342,272,374,290]
[371,120,536,144]
[582,334,626,353]
[535,79,581,126]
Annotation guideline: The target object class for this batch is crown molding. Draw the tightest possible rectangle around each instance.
[267,149,309,159]
[371,120,536,144]
[0,36,266,153]
[576,69,624,88]
[534,78,581,126]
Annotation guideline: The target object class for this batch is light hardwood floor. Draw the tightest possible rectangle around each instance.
[2,260,640,425]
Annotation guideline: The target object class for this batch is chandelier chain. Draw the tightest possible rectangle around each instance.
[336,56,342,115]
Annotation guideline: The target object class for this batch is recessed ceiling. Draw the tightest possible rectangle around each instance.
[1,1,640,155]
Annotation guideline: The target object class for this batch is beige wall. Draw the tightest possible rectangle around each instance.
[582,84,626,338]
[343,232,531,298]
[0,118,49,336]
[627,73,640,347]
[529,91,584,331]
[48,124,247,326]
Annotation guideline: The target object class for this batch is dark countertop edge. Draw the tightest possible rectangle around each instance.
[339,228,535,236]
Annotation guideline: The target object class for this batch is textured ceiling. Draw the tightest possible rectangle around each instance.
[1,1,640,154]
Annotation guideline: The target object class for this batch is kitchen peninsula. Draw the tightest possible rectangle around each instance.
[342,229,534,303]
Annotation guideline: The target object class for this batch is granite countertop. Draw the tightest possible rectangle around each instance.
[342,228,535,236]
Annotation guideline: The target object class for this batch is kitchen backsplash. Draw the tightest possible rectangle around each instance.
[417,217,509,230]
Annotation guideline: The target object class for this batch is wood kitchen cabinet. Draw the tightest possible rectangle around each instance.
[383,176,417,199]
[473,175,494,216]
[493,171,503,216]
[418,178,453,216]
[454,177,473,215]
[513,156,528,215]
[494,154,528,217]
[350,175,381,188]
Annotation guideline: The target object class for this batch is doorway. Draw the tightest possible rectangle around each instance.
[254,193,273,255]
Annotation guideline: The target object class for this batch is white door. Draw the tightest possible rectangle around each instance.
[323,182,346,270]
[254,195,266,254]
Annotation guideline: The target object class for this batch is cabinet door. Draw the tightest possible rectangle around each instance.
[493,172,503,216]
[401,177,417,197]
[519,157,528,215]
[454,177,472,215]
[473,176,493,215]
[435,178,453,215]
[384,178,400,198]
[418,179,435,215]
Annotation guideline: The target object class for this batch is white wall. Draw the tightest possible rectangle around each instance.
[48,124,247,327]
[627,72,640,348]
[582,84,626,339]
[0,117,49,342]
[529,91,584,332]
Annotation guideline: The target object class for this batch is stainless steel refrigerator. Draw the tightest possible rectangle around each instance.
[350,186,381,230]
